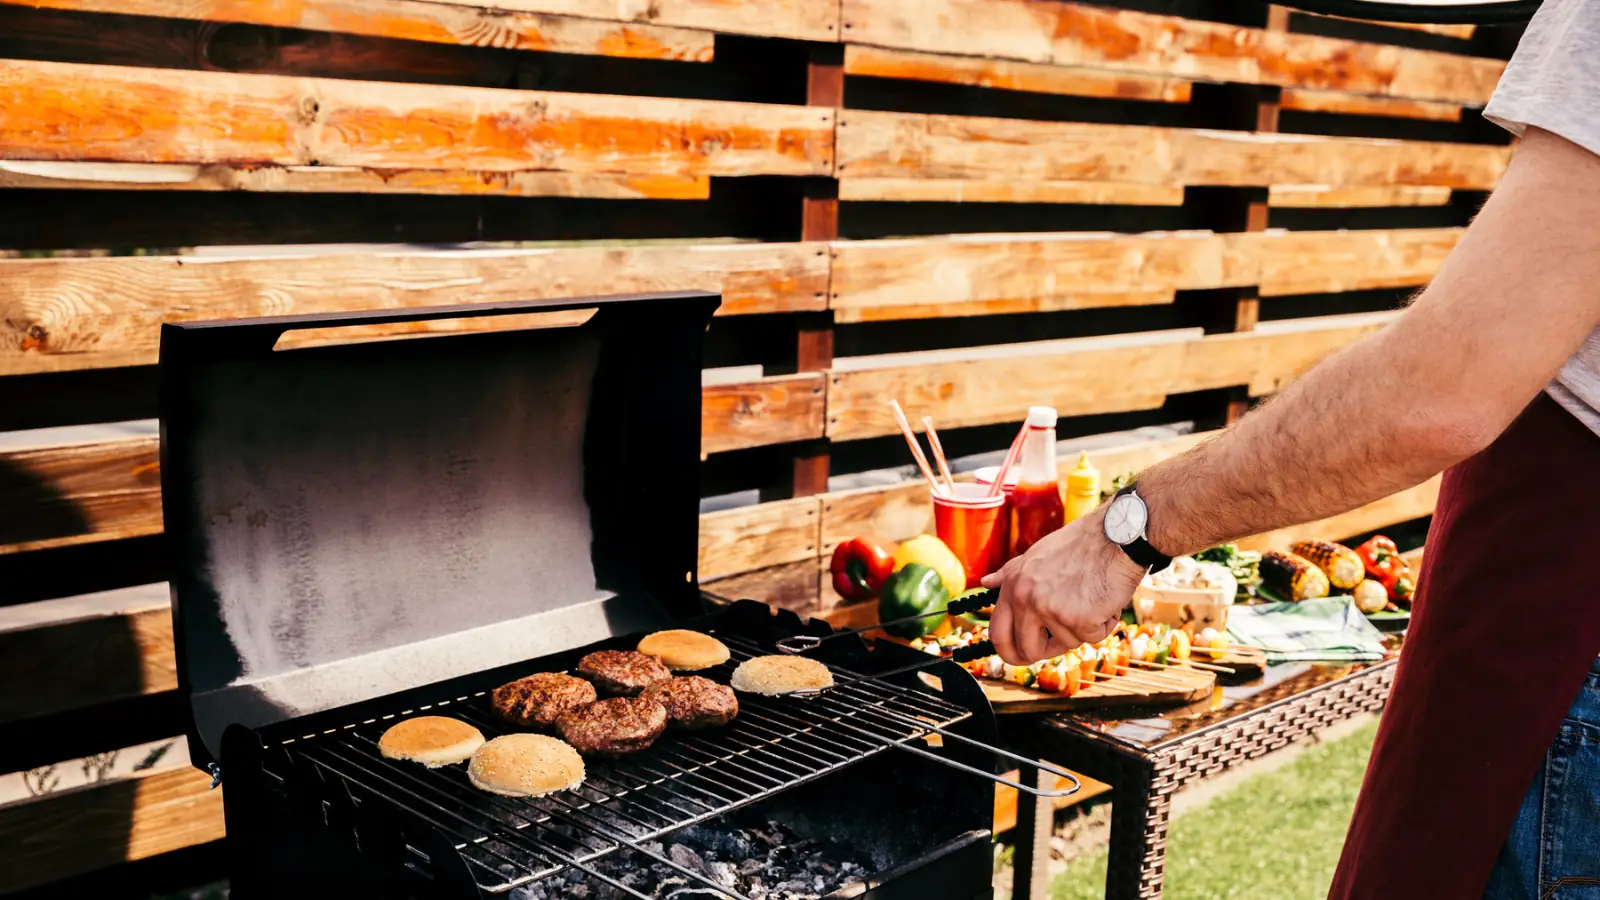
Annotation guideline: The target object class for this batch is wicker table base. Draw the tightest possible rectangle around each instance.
[1007,658,1396,900]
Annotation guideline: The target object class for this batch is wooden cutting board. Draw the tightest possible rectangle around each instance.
[978,663,1216,713]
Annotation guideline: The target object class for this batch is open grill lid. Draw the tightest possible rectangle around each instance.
[159,292,719,768]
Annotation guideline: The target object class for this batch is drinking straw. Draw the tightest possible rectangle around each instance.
[889,399,945,496]
[987,420,1029,498]
[921,415,957,494]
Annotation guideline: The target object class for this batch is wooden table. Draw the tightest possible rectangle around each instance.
[1003,656,1398,900]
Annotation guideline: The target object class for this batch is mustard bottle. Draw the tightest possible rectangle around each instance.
[1064,451,1101,523]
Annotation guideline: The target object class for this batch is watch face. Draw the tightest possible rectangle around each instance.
[1104,494,1148,545]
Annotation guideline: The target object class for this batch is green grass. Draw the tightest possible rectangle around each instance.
[1051,720,1379,900]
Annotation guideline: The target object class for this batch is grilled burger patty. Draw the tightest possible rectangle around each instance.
[640,676,738,730]
[491,672,598,728]
[575,650,671,697]
[556,697,668,756]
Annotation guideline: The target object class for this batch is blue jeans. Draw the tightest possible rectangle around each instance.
[1484,660,1600,899]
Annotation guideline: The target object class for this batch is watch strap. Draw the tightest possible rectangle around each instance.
[1112,485,1173,572]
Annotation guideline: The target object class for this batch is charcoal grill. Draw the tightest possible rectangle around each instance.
[159,293,1075,899]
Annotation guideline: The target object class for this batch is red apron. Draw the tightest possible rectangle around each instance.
[1330,393,1600,899]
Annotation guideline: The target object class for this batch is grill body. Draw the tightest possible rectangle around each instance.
[220,603,997,899]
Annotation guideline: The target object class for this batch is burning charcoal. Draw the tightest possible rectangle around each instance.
[668,843,710,876]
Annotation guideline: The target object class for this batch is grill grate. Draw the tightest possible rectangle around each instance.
[265,633,974,895]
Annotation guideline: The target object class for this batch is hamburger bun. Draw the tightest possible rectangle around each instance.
[729,655,834,696]
[637,630,731,671]
[467,734,585,798]
[377,716,485,768]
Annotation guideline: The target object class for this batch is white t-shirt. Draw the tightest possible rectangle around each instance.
[1483,0,1600,434]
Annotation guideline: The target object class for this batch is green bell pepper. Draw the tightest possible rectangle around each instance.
[877,563,951,639]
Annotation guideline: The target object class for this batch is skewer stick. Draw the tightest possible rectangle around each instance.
[921,416,957,494]
[987,421,1029,498]
[1126,656,1236,675]
[889,399,945,497]
[1081,668,1176,692]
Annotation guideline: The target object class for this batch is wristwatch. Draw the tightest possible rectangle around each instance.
[1103,484,1173,572]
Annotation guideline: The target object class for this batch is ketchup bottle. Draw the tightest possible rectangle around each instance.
[1006,406,1066,558]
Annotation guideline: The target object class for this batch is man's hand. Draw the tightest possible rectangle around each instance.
[980,504,1145,665]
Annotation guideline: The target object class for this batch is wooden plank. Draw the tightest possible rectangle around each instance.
[832,290,1174,323]
[0,437,162,555]
[843,45,1192,102]
[0,587,173,723]
[702,558,823,615]
[1,243,828,375]
[830,232,1252,317]
[1280,89,1462,122]
[827,336,1187,440]
[838,178,1184,205]
[697,498,821,581]
[828,315,1390,441]
[1268,184,1451,207]
[2,0,715,61]
[1256,227,1461,296]
[0,59,834,177]
[839,0,1502,105]
[0,765,223,893]
[1236,477,1440,552]
[819,432,1208,554]
[425,0,839,42]
[0,161,711,199]
[701,373,827,455]
[835,110,1510,190]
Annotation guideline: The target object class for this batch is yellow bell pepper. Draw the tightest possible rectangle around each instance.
[893,533,966,596]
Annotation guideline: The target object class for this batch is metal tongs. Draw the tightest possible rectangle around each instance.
[776,588,998,662]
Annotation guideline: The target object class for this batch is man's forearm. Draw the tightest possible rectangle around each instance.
[1134,128,1600,557]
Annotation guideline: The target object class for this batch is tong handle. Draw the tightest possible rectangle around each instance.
[951,640,995,663]
[946,588,994,617]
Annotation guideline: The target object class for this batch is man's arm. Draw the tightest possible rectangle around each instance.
[981,127,1600,666]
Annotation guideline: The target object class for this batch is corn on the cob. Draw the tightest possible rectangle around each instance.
[1260,551,1331,601]
[1289,540,1365,590]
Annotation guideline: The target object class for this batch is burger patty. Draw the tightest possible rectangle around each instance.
[640,676,738,730]
[491,672,598,729]
[575,650,671,697]
[556,697,668,757]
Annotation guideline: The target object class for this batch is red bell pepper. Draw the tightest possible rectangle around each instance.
[1356,536,1402,580]
[1380,566,1417,607]
[829,535,897,602]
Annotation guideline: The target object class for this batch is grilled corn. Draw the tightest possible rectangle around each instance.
[1289,540,1365,590]
[1260,550,1331,601]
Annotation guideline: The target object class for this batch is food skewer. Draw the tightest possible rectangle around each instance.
[889,399,946,497]
[920,415,957,494]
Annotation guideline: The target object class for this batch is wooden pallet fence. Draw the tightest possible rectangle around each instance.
[0,59,835,176]
[839,0,1502,105]
[835,110,1508,189]
[0,0,717,61]
[1267,185,1453,208]
[0,243,827,374]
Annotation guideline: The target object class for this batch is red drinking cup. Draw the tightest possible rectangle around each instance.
[932,483,1008,585]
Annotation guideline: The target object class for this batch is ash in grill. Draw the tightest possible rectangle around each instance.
[510,819,870,900]
[158,292,1076,900]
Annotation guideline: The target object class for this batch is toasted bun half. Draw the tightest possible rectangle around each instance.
[729,655,834,696]
[637,630,731,671]
[467,734,585,798]
[377,716,485,768]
